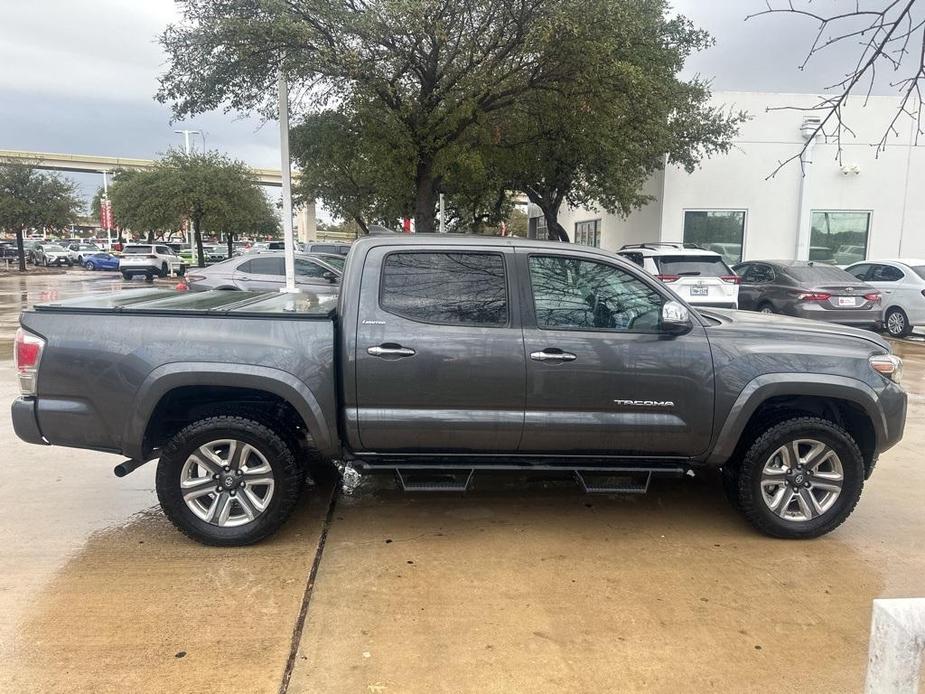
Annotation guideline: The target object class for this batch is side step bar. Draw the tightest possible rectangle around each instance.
[385,465,681,494]
[395,469,475,492]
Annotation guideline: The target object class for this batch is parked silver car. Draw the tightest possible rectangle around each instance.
[845,259,925,337]
[184,252,342,294]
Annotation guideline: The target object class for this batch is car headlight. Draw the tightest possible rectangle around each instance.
[870,355,903,385]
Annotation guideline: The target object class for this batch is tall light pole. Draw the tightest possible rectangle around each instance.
[278,72,298,293]
[174,129,202,155]
[101,170,111,248]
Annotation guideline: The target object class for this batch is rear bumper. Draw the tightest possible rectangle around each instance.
[11,397,47,446]
[791,305,882,328]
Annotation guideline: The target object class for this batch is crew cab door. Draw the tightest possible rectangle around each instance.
[517,249,714,456]
[353,246,525,452]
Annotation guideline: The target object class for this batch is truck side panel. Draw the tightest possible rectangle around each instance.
[20,311,338,458]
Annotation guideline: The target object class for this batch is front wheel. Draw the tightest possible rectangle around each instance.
[85,261,95,270]
[121,271,132,280]
[885,307,912,338]
[156,416,305,546]
[734,417,864,539]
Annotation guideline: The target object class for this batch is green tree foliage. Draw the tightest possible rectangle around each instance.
[158,0,578,233]
[110,150,278,267]
[0,162,82,271]
[158,0,741,239]
[290,107,413,234]
[492,0,746,241]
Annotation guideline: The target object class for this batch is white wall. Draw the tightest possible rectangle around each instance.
[537,91,925,262]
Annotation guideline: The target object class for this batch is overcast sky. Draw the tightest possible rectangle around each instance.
[0,0,885,204]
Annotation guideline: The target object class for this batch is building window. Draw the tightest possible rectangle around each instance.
[682,210,745,265]
[810,211,870,265]
[574,219,601,247]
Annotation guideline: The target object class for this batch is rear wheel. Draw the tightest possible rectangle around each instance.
[156,416,305,546]
[735,417,864,539]
[758,302,774,314]
[121,271,132,280]
[885,307,912,338]
[85,261,95,270]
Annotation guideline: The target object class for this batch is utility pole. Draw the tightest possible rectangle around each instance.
[278,72,298,293]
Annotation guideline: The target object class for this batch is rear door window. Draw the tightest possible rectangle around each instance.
[653,255,732,277]
[245,257,285,275]
[868,264,904,282]
[380,252,508,326]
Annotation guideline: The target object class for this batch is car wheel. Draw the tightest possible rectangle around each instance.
[735,417,864,539]
[155,416,305,546]
[121,271,132,280]
[145,272,155,283]
[885,307,912,338]
[758,302,774,315]
[85,261,95,270]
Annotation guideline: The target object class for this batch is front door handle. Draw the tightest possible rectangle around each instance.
[368,344,416,358]
[531,349,577,363]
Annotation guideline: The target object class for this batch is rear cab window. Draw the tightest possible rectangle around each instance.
[379,251,508,326]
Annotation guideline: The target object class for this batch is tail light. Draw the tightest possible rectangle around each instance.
[798,292,832,302]
[14,328,45,396]
[656,274,680,283]
[720,275,741,284]
[864,292,881,304]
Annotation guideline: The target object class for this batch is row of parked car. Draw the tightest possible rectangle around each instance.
[616,242,923,337]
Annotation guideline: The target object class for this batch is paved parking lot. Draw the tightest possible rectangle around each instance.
[2,270,925,692]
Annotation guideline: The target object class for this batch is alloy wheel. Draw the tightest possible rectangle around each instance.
[180,439,276,527]
[887,310,906,336]
[760,438,843,522]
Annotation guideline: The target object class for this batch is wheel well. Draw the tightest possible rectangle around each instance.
[729,395,876,474]
[143,386,310,455]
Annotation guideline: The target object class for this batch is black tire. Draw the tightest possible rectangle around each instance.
[144,272,155,283]
[885,307,912,338]
[736,417,864,539]
[121,271,132,280]
[758,302,775,315]
[85,261,95,270]
[156,416,305,546]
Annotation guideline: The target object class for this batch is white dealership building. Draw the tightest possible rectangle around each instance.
[527,91,925,266]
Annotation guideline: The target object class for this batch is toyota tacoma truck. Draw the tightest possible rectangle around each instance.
[11,236,907,545]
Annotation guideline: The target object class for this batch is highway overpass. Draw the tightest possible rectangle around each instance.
[0,149,285,186]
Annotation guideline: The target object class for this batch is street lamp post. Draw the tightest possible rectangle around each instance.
[173,129,201,155]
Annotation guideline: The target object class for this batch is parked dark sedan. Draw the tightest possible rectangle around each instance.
[733,260,882,329]
[184,251,342,296]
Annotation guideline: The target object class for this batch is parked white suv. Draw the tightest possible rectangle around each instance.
[617,243,740,309]
[844,259,925,337]
[120,244,185,280]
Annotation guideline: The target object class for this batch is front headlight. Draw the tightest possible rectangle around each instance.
[870,354,903,385]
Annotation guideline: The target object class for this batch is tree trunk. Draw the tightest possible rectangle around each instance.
[15,227,26,272]
[226,232,234,259]
[413,157,437,233]
[193,216,206,268]
[147,230,155,243]
[525,189,570,242]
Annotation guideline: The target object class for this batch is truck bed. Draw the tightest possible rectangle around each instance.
[17,289,340,460]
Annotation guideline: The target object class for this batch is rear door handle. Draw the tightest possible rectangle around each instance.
[531,350,577,363]
[368,344,416,358]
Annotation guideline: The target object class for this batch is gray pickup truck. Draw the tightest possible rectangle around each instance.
[12,236,907,545]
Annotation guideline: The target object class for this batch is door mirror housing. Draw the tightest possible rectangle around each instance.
[322,270,338,283]
[661,301,693,336]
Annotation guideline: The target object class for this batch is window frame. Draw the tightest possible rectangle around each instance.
[377,249,513,329]
[681,208,748,265]
[525,252,670,335]
[573,219,602,248]
[809,209,872,265]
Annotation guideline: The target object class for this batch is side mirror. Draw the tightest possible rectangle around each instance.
[661,301,693,336]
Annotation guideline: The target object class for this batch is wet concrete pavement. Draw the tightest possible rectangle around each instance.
[2,270,925,692]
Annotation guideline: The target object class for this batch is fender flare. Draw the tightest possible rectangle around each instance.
[706,373,885,464]
[122,362,335,460]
